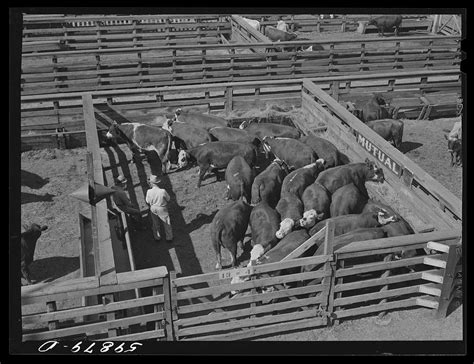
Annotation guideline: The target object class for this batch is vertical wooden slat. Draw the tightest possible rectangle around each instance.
[168,271,178,340]
[376,253,395,319]
[86,152,101,279]
[103,293,118,338]
[321,220,335,325]
[225,86,233,114]
[152,286,163,333]
[162,274,174,341]
[436,243,461,318]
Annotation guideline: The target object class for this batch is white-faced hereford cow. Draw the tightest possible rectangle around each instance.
[106,121,173,175]
[262,136,319,170]
[21,223,48,285]
[299,181,331,229]
[250,158,290,208]
[178,141,257,188]
[225,155,255,202]
[174,108,231,130]
[210,199,252,269]
[162,118,212,150]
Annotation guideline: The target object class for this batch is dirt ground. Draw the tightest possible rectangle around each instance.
[20,108,463,341]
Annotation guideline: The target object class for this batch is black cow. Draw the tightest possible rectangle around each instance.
[225,156,255,202]
[265,26,298,42]
[280,160,326,200]
[262,136,318,170]
[315,159,385,198]
[308,210,397,240]
[299,135,342,168]
[210,199,252,269]
[299,181,331,229]
[106,121,173,175]
[239,120,301,140]
[250,158,290,208]
[366,119,404,149]
[275,192,304,239]
[330,183,368,217]
[174,108,231,130]
[444,135,462,167]
[209,126,260,147]
[21,223,48,284]
[249,201,281,262]
[178,142,257,188]
[368,15,403,37]
[352,94,391,123]
[162,118,212,150]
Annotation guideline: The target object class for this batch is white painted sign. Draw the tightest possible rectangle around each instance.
[218,266,254,280]
[355,131,402,176]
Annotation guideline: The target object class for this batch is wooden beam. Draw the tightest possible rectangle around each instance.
[83,93,117,286]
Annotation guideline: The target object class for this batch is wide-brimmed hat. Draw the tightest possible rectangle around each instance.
[149,175,161,185]
[115,174,128,185]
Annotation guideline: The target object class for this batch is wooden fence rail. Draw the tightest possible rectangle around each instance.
[20,69,461,152]
[21,35,460,96]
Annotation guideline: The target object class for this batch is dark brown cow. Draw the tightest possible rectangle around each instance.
[368,15,403,36]
[330,183,368,217]
[162,118,212,150]
[178,141,257,188]
[174,108,231,130]
[444,135,462,167]
[106,121,173,175]
[299,135,342,168]
[353,94,391,123]
[225,156,255,202]
[299,181,331,229]
[262,136,318,170]
[249,201,281,262]
[21,223,48,285]
[209,126,260,147]
[250,158,290,208]
[265,26,297,42]
[239,120,301,140]
[315,159,385,198]
[280,160,326,200]
[366,119,404,149]
[210,199,252,269]
[275,192,304,239]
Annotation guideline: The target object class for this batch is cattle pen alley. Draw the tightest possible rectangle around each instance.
[14,11,463,351]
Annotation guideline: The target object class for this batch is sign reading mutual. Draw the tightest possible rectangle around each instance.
[355,131,402,177]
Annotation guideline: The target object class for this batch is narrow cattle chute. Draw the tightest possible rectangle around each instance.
[18,12,462,345]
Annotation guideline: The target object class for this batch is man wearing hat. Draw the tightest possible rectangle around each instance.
[111,174,143,228]
[145,175,173,243]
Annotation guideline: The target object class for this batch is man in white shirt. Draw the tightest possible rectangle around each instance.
[145,175,173,243]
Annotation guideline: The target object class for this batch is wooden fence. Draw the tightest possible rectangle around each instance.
[20,69,461,151]
[21,33,460,96]
[21,266,171,341]
[21,227,461,341]
[22,14,231,53]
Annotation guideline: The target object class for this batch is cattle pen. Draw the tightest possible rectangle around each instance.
[17,11,463,343]
[20,75,462,341]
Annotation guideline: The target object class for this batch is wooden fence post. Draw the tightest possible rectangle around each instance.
[376,253,395,320]
[225,87,233,114]
[168,271,178,340]
[321,220,335,325]
[435,243,461,319]
[162,273,174,341]
[103,293,118,338]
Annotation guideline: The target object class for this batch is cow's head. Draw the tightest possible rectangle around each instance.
[377,210,398,225]
[367,18,377,26]
[174,108,183,119]
[444,134,462,152]
[105,122,120,140]
[162,118,174,132]
[261,136,274,154]
[365,158,385,183]
[22,223,48,240]
[239,120,251,130]
[177,150,189,169]
[276,218,295,239]
[249,244,265,262]
[373,94,387,106]
[299,209,325,229]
